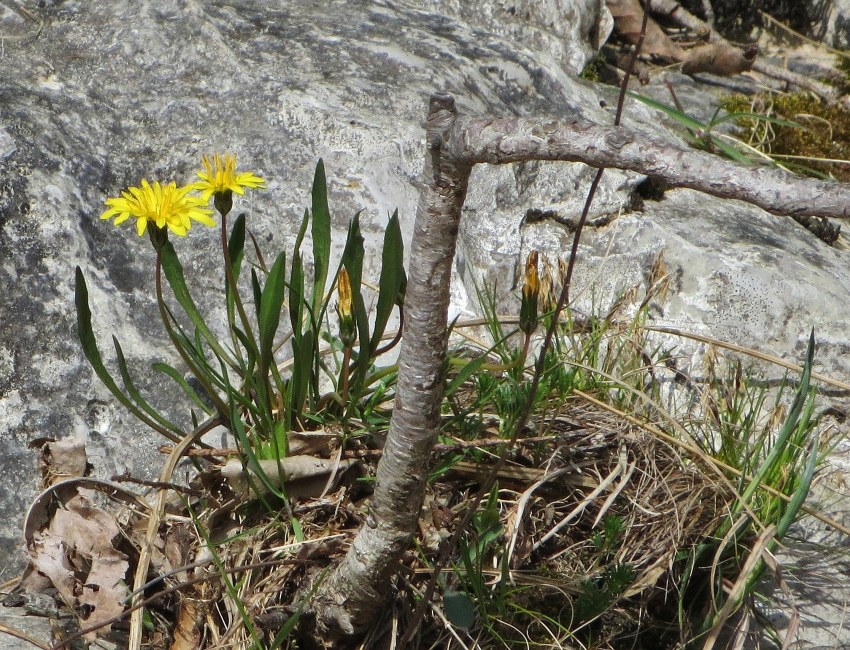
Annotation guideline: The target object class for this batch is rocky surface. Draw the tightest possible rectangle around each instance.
[1,0,850,647]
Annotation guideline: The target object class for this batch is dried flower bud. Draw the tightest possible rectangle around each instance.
[520,250,539,335]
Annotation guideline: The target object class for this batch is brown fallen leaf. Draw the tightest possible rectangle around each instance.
[681,42,758,76]
[606,0,687,62]
[28,488,129,640]
[220,455,360,499]
[607,0,759,79]
[31,436,89,487]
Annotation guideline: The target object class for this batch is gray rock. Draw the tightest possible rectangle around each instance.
[0,0,611,575]
[812,0,850,49]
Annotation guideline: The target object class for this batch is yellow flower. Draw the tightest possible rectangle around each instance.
[194,153,266,202]
[100,180,216,237]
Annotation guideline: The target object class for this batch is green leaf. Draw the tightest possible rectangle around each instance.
[159,241,237,369]
[226,214,247,322]
[293,207,310,258]
[311,160,332,319]
[289,249,305,338]
[445,356,486,398]
[258,251,287,376]
[112,336,181,434]
[627,91,706,131]
[710,111,801,130]
[443,590,476,629]
[251,268,262,321]
[152,362,213,414]
[369,210,404,354]
[74,268,182,443]
[227,391,286,501]
[732,330,816,524]
[228,214,247,282]
[289,329,315,427]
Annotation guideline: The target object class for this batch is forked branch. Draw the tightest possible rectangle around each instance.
[312,91,850,639]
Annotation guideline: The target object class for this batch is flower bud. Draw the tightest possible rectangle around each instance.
[336,267,357,346]
[519,250,539,335]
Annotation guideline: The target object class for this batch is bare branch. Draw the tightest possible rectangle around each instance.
[446,116,850,219]
[314,93,472,638]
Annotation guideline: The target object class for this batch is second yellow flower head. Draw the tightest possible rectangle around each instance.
[195,153,266,202]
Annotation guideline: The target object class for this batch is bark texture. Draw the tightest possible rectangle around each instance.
[314,93,472,637]
[312,93,850,639]
[446,116,850,219]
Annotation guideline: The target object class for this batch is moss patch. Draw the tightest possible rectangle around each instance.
[722,93,850,180]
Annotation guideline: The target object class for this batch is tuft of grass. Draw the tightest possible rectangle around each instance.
[721,92,850,180]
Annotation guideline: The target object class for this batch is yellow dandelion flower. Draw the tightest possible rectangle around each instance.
[195,153,266,202]
[100,180,215,237]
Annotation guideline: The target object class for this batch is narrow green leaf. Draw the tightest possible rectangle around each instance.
[228,214,247,281]
[737,330,815,512]
[74,268,181,443]
[289,329,314,426]
[152,362,213,414]
[226,214,247,325]
[445,356,487,398]
[627,91,706,131]
[289,249,305,338]
[112,336,181,434]
[159,241,237,369]
[311,160,332,318]
[294,207,310,258]
[710,111,801,129]
[269,567,329,649]
[230,403,286,501]
[251,268,262,321]
[369,210,404,354]
[258,251,287,375]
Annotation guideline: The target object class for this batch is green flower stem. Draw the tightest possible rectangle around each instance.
[155,250,228,417]
[219,210,259,359]
[339,345,352,415]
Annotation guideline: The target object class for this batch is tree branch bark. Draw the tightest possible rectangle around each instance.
[447,116,850,219]
[314,93,472,638]
[312,92,850,639]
